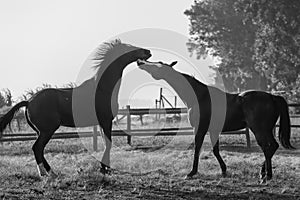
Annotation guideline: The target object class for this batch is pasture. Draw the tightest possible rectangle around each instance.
[0,118,299,199]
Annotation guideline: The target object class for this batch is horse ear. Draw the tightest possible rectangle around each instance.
[169,61,178,67]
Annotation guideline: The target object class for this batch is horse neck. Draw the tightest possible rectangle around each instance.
[95,58,129,93]
[162,72,208,107]
[184,74,208,93]
[74,78,96,95]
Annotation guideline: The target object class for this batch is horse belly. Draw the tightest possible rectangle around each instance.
[60,94,98,127]
[68,105,99,127]
[222,111,246,131]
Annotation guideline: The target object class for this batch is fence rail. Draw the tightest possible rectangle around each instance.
[1,104,300,151]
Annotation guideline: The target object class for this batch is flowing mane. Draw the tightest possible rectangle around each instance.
[91,39,140,78]
[92,39,122,69]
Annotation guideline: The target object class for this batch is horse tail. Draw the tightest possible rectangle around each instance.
[273,96,295,149]
[0,101,28,138]
[25,109,39,134]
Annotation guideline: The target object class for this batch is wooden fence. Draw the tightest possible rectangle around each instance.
[1,104,300,151]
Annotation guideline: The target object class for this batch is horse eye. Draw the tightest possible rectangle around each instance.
[158,61,163,64]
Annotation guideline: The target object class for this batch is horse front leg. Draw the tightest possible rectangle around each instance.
[212,139,227,177]
[185,106,207,179]
[186,127,206,179]
[100,121,112,174]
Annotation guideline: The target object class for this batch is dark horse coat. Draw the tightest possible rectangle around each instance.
[138,59,294,183]
[0,39,151,178]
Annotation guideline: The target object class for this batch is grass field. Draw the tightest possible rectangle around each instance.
[0,119,300,199]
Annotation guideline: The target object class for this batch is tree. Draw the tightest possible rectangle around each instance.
[0,92,6,108]
[185,0,264,92]
[0,89,13,108]
[185,0,300,95]
[241,0,300,93]
[24,83,53,99]
[62,82,77,88]
[3,89,12,106]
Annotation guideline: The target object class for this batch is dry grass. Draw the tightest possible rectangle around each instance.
[1,114,300,199]
[0,126,300,199]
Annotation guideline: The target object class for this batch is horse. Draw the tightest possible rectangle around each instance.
[137,59,295,184]
[0,39,151,179]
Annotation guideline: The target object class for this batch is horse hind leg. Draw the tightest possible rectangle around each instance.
[254,131,279,184]
[260,161,266,180]
[32,131,55,178]
[263,136,279,183]
[212,139,227,177]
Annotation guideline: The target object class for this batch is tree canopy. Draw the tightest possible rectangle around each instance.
[185,0,300,98]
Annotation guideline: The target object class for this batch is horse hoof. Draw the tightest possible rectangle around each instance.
[38,174,47,181]
[48,170,58,180]
[260,177,267,184]
[260,175,272,184]
[185,175,193,180]
[100,162,112,175]
[221,172,227,178]
[100,167,108,175]
[185,172,198,180]
[37,164,48,177]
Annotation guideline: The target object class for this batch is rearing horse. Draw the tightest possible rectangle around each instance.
[0,39,151,178]
[138,60,294,184]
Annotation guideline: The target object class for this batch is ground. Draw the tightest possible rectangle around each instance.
[0,130,299,200]
[0,113,300,199]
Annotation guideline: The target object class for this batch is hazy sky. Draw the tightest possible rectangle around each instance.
[0,0,215,107]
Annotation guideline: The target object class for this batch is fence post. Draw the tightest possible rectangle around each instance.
[155,100,158,121]
[245,127,250,148]
[93,126,98,151]
[126,105,132,145]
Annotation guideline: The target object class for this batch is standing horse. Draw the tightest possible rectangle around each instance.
[137,60,294,184]
[0,39,151,178]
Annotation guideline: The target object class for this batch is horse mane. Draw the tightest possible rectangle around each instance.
[181,73,207,89]
[92,39,122,70]
[90,38,139,79]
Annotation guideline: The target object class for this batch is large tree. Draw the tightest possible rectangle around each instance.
[243,0,300,93]
[185,0,300,95]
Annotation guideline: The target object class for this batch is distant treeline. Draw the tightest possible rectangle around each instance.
[0,82,76,111]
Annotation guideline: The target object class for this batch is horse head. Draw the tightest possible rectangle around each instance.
[137,60,178,80]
